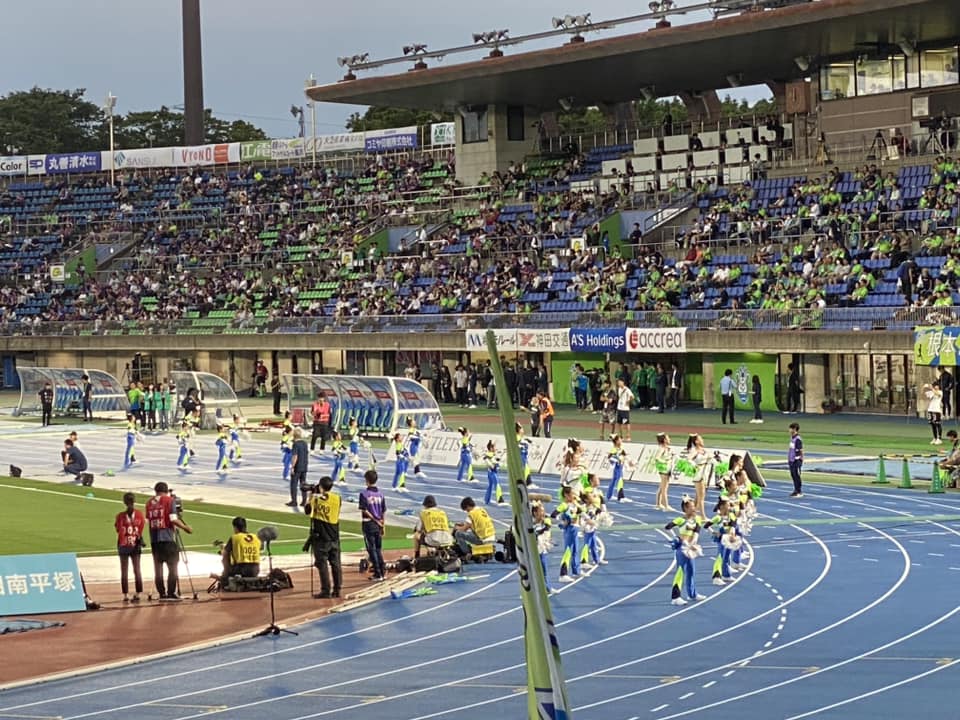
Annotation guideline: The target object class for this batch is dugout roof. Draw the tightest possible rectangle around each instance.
[307,0,960,110]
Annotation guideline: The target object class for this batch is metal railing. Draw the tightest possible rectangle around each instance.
[1,306,950,338]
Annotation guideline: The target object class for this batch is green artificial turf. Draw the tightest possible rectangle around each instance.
[0,476,410,557]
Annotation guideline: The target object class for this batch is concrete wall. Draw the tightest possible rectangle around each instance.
[455,104,538,185]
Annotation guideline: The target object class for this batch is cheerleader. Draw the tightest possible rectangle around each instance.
[532,502,556,594]
[391,432,409,492]
[330,432,348,484]
[665,496,712,605]
[186,408,201,460]
[122,413,140,469]
[709,498,738,585]
[581,478,608,566]
[214,423,229,474]
[554,485,581,582]
[456,426,476,483]
[176,420,192,471]
[280,425,294,486]
[686,433,711,518]
[282,410,294,435]
[483,440,505,505]
[654,432,676,511]
[347,418,362,471]
[606,434,633,503]
[228,413,245,462]
[557,439,581,494]
[516,422,537,488]
[404,416,426,479]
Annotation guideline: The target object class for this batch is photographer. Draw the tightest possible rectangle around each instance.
[145,482,192,601]
[218,517,261,583]
[304,475,342,599]
[114,492,145,603]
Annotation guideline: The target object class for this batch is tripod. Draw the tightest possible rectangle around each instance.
[254,539,298,637]
[175,528,199,600]
[866,131,887,161]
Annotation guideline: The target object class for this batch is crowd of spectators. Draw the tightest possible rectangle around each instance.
[0,144,957,330]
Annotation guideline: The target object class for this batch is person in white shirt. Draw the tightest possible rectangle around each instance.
[924,382,944,445]
[615,378,635,442]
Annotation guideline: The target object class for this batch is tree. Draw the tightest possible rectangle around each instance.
[556,106,608,135]
[0,87,103,154]
[112,107,267,148]
[346,106,452,132]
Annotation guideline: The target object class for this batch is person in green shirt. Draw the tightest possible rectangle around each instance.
[159,383,172,431]
[144,384,156,431]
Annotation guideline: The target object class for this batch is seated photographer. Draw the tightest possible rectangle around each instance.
[62,438,88,480]
[454,497,497,556]
[413,495,454,559]
[940,430,960,487]
[219,517,261,583]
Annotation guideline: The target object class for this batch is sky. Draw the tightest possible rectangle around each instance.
[0,0,769,140]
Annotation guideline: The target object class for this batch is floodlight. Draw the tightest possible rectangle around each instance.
[662,0,675,10]
[558,96,574,111]
[649,1,661,12]
[726,73,742,87]
[640,87,656,101]
[794,56,810,72]
[403,44,428,55]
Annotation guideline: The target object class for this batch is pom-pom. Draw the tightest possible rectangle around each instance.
[682,543,703,559]
[675,458,697,478]
[597,511,614,528]
[721,532,742,551]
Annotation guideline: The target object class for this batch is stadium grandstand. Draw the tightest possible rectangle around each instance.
[0,0,956,418]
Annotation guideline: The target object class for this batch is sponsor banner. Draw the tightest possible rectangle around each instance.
[108,147,173,170]
[240,139,305,162]
[0,156,27,175]
[0,553,87,616]
[49,265,66,282]
[27,155,46,176]
[45,151,101,174]
[568,328,626,353]
[172,142,239,167]
[313,132,365,153]
[240,140,272,162]
[409,431,553,473]
[625,327,687,353]
[466,329,518,351]
[430,122,456,146]
[517,328,571,352]
[365,126,418,152]
[914,326,960,366]
[269,138,306,160]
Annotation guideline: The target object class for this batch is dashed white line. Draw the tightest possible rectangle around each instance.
[929,553,945,557]
[763,641,774,648]
[864,558,880,562]
[702,681,716,689]
[771,633,780,640]
[679,692,694,700]
[651,703,669,712]
[782,549,798,553]
[722,670,735,677]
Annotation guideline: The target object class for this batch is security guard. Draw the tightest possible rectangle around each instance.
[220,517,261,582]
[305,476,342,599]
[39,382,54,426]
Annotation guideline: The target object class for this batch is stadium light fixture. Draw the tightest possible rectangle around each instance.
[551,12,592,43]
[403,43,430,70]
[726,72,742,87]
[472,29,510,57]
[336,54,369,80]
[640,87,656,101]
[648,0,675,28]
[558,96,575,111]
[794,55,811,72]
[290,105,305,138]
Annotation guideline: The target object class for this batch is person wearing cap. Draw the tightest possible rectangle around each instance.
[413,495,453,558]
[144,481,192,600]
[218,517,261,585]
[305,475,342,599]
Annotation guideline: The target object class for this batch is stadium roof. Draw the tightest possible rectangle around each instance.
[307,0,960,111]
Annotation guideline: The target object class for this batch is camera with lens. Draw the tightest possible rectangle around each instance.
[171,491,184,516]
[299,481,322,495]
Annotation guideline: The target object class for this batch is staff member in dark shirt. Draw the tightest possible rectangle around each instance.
[290,427,310,507]
[62,438,88,479]
[82,374,94,422]
[358,470,387,581]
[305,476,341,599]
[39,382,54,426]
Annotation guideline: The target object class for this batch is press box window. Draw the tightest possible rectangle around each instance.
[507,105,525,142]
[461,108,489,144]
